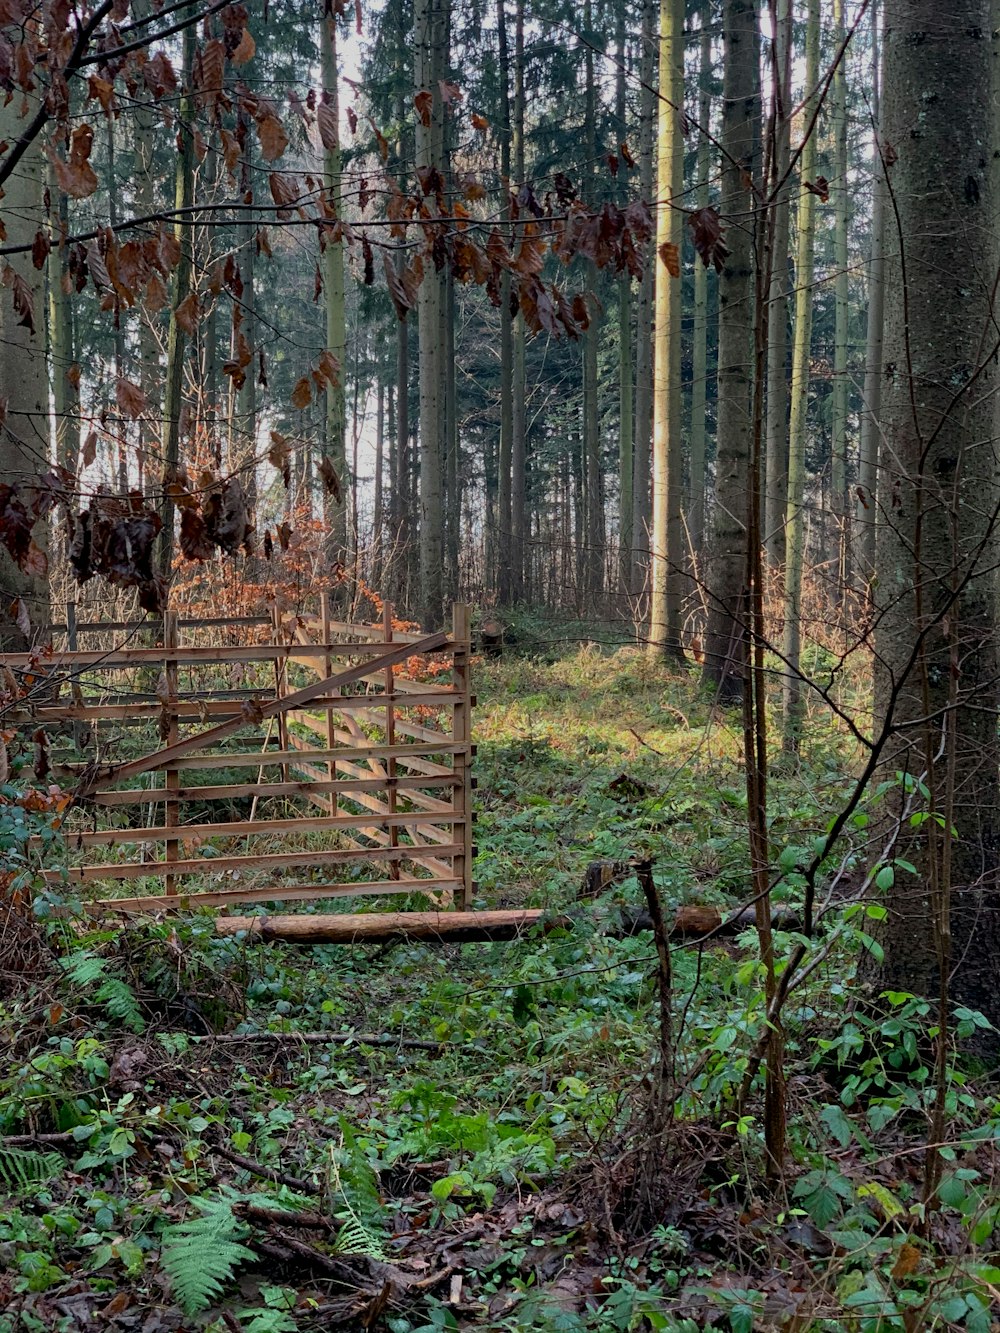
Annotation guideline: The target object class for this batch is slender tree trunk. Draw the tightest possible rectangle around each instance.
[649,0,686,660]
[701,0,760,699]
[632,0,656,604]
[391,0,411,606]
[763,0,792,568]
[237,107,258,519]
[616,7,634,608]
[510,0,527,600]
[158,19,196,583]
[0,116,48,647]
[873,0,1000,1035]
[856,0,884,585]
[415,0,448,626]
[374,377,385,586]
[581,0,604,602]
[830,0,850,599]
[106,118,129,493]
[321,12,348,583]
[496,0,513,602]
[689,6,712,566]
[134,0,159,496]
[781,0,820,748]
[48,172,78,479]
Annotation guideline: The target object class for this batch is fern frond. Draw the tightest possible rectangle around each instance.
[0,1145,63,1191]
[160,1197,256,1315]
[332,1211,387,1260]
[59,952,106,986]
[96,977,145,1033]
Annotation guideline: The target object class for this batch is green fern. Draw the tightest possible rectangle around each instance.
[59,952,145,1033]
[328,1122,387,1260]
[160,1196,256,1315]
[0,1145,63,1192]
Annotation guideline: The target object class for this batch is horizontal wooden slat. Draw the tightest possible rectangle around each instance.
[75,632,449,793]
[21,691,462,725]
[59,741,460,781]
[85,775,460,807]
[47,811,461,847]
[45,841,463,884]
[52,614,273,634]
[86,877,461,914]
[5,641,456,669]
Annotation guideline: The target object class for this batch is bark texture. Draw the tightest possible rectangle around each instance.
[873,0,1000,1027]
[701,0,759,699]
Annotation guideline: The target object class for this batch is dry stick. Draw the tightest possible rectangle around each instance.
[192,1030,446,1051]
[636,861,673,1117]
[209,1141,321,1196]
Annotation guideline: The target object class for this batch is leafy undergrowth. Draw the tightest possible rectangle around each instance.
[1,638,999,1331]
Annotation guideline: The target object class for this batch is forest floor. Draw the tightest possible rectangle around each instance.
[2,625,1000,1331]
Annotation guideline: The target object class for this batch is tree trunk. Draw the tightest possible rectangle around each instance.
[830,0,850,599]
[856,0,884,586]
[781,0,820,749]
[415,0,448,626]
[321,12,348,585]
[158,19,196,585]
[496,0,513,603]
[632,0,656,604]
[581,0,604,603]
[616,7,633,609]
[763,0,792,569]
[510,0,527,602]
[689,5,713,567]
[701,0,760,700]
[649,0,686,660]
[873,0,1000,1033]
[48,171,78,480]
[0,111,48,648]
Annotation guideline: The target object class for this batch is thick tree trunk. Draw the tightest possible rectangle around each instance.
[701,0,760,700]
[632,0,657,605]
[873,0,1000,1028]
[649,0,686,660]
[781,0,820,749]
[763,0,792,569]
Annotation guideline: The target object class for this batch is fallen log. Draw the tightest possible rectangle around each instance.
[214,904,798,945]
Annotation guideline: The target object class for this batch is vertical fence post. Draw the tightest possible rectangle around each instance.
[271,606,290,784]
[66,601,87,751]
[164,610,179,897]
[451,603,474,908]
[383,599,400,879]
[319,590,337,817]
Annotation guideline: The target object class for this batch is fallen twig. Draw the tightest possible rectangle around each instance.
[193,1030,446,1051]
[210,1140,321,1196]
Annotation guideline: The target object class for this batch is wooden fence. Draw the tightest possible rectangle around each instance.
[7,599,474,914]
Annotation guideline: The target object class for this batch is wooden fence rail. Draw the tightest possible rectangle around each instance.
[15,598,474,915]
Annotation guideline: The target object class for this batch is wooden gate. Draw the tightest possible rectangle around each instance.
[8,600,474,914]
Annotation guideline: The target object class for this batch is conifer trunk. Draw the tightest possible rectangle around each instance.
[763,0,792,569]
[496,0,513,602]
[856,0,883,584]
[781,0,820,748]
[830,0,850,597]
[415,0,448,626]
[873,0,1000,1031]
[649,0,685,659]
[632,0,657,604]
[689,6,712,565]
[321,12,348,584]
[158,19,196,584]
[701,0,760,698]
